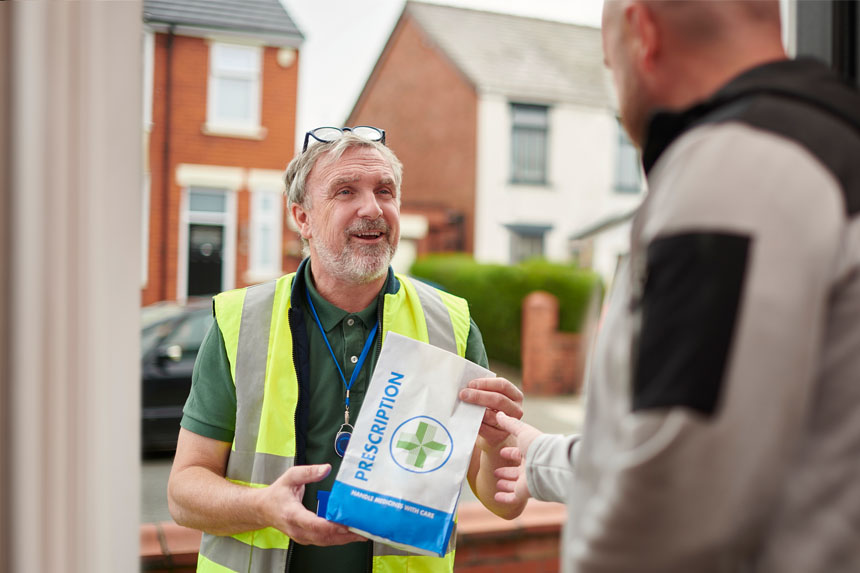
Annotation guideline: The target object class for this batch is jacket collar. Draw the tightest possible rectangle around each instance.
[641,58,860,175]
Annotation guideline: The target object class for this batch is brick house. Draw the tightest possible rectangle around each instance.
[142,0,303,305]
[348,2,645,282]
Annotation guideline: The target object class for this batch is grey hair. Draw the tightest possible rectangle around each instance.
[283,133,404,210]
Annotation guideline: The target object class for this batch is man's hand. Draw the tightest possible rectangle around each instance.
[261,464,364,546]
[460,377,527,518]
[169,430,362,542]
[493,412,543,505]
[459,377,524,451]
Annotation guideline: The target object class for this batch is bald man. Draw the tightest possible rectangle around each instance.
[495,2,860,572]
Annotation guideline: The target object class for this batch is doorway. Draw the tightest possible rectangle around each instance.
[187,224,224,296]
[178,186,236,300]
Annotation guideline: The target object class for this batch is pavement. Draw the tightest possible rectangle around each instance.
[141,362,585,523]
[142,454,175,523]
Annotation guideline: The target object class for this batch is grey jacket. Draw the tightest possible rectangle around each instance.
[526,59,860,573]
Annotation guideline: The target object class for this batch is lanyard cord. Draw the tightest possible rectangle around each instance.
[305,288,379,412]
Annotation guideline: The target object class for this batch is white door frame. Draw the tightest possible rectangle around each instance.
[246,168,286,283]
[175,164,243,301]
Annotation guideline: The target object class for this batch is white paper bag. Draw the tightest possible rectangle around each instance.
[325,331,493,556]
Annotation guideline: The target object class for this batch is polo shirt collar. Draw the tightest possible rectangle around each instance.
[302,260,388,333]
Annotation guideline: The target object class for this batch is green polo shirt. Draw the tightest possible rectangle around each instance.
[181,263,488,572]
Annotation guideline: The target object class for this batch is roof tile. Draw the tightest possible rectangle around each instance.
[143,0,303,42]
[407,1,610,108]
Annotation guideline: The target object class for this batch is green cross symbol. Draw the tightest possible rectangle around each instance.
[395,421,448,469]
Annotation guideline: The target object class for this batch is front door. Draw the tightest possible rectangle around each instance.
[187,223,224,296]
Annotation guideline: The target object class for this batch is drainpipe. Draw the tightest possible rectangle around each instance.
[160,25,174,301]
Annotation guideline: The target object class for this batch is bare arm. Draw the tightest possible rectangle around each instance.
[461,378,528,519]
[167,428,363,545]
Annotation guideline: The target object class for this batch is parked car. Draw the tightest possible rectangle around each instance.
[141,299,213,453]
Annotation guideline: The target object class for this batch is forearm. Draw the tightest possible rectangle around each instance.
[468,441,527,519]
[525,433,579,503]
[168,464,269,536]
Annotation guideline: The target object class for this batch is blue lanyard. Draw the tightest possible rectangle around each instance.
[305,289,379,425]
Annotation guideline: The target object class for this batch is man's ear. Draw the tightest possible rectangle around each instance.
[626,1,660,72]
[291,202,312,240]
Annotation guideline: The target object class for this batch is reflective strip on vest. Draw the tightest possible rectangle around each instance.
[199,535,286,573]
[226,450,295,486]
[233,281,276,454]
[409,278,457,354]
[226,280,295,488]
[200,280,292,572]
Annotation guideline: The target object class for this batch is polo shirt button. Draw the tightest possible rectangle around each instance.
[350,355,358,364]
[347,318,355,326]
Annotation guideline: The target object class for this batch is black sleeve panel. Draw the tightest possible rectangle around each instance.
[632,232,752,417]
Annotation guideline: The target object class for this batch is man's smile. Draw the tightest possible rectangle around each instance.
[351,231,385,242]
[346,219,390,244]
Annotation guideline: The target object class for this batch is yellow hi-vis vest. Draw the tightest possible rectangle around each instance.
[197,271,472,573]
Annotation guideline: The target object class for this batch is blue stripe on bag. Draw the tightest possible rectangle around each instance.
[326,480,455,556]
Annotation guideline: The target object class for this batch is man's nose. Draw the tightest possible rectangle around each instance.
[356,190,383,218]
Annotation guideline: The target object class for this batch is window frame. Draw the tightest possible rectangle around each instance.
[177,183,238,301]
[614,119,642,194]
[509,103,550,186]
[248,189,284,280]
[506,223,551,264]
[206,42,263,135]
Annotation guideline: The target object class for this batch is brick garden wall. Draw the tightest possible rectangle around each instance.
[521,292,585,395]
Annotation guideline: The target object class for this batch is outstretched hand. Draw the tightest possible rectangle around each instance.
[262,464,364,546]
[493,411,543,505]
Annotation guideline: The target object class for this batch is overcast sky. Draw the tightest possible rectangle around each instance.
[280,0,605,149]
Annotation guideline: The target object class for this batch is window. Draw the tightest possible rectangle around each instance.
[569,238,594,269]
[207,43,262,132]
[510,104,549,184]
[512,233,544,263]
[507,224,550,263]
[189,189,227,213]
[143,31,154,129]
[249,190,283,279]
[615,121,642,193]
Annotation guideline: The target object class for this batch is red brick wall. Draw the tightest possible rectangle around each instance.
[143,33,298,305]
[521,292,584,395]
[347,13,479,254]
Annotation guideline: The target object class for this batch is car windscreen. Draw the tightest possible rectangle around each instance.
[161,310,215,355]
[141,319,177,356]
[141,303,186,330]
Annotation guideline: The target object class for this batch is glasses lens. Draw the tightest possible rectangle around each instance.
[310,127,344,143]
[350,126,383,142]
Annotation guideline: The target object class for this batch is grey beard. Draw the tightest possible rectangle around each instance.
[312,221,398,284]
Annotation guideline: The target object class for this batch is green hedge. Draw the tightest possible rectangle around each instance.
[409,254,603,368]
